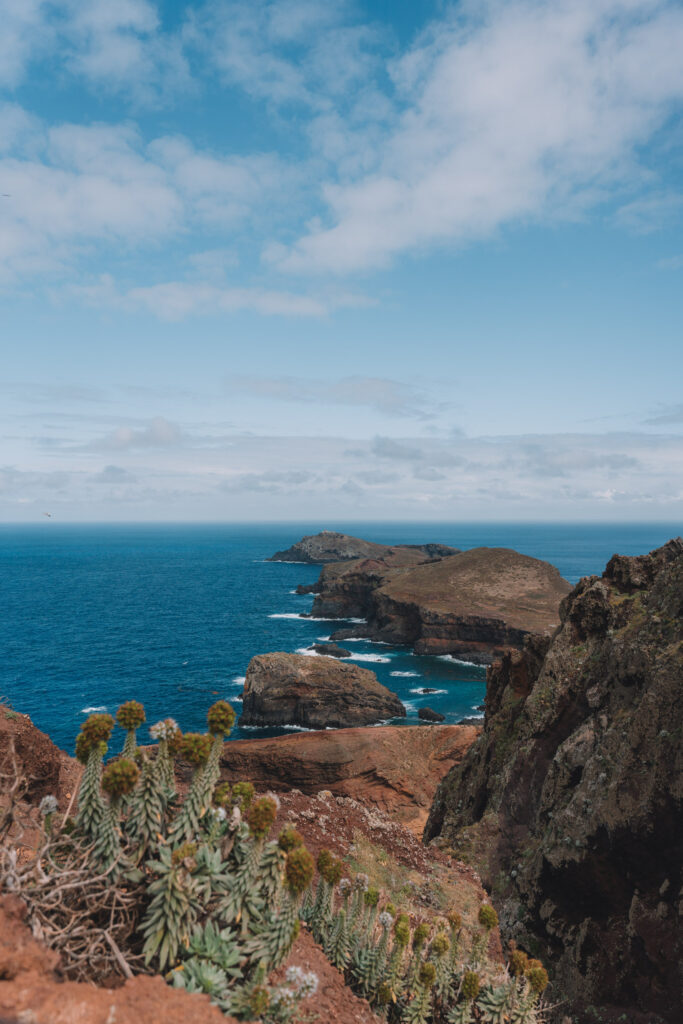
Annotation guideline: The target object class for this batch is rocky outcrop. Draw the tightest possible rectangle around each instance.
[309,642,352,658]
[270,530,459,564]
[313,547,571,664]
[219,724,479,833]
[418,707,445,722]
[424,539,683,1023]
[240,652,405,729]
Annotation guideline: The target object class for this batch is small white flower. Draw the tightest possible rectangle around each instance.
[39,795,58,817]
[339,878,352,896]
[149,718,179,741]
[285,966,318,998]
[354,872,369,892]
[264,790,281,810]
[379,911,394,929]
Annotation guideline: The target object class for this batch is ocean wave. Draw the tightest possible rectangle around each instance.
[390,671,420,677]
[317,635,331,641]
[402,701,418,712]
[232,676,246,685]
[295,647,321,657]
[437,654,482,668]
[410,687,447,695]
[231,696,243,703]
[81,705,107,714]
[347,653,391,663]
[345,617,368,624]
[280,724,315,731]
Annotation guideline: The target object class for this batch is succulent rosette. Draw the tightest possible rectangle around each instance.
[116,700,146,731]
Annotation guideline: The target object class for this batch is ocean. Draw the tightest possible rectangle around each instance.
[1,522,679,755]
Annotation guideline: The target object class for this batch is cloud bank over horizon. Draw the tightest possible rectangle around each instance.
[1,0,682,520]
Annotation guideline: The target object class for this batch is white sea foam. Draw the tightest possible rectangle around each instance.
[402,701,418,712]
[345,617,368,624]
[280,724,314,732]
[232,676,246,684]
[269,612,307,619]
[410,687,447,695]
[231,696,243,703]
[182,660,188,666]
[347,653,391,664]
[437,654,481,668]
[317,635,331,641]
[390,671,420,678]
[81,705,107,713]
[295,647,321,657]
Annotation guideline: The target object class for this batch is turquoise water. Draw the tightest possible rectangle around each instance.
[0,522,678,754]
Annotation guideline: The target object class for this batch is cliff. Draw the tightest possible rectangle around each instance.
[424,538,683,1022]
[239,651,405,728]
[312,547,571,664]
[217,723,479,834]
[269,530,459,564]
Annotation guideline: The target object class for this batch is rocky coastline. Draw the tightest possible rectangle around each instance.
[269,530,459,564]
[289,540,571,665]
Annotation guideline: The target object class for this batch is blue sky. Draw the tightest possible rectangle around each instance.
[1,0,682,522]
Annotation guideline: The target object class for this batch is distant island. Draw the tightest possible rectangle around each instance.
[273,531,571,664]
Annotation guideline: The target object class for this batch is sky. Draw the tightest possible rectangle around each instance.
[1,0,682,523]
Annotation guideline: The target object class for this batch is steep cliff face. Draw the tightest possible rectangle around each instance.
[424,539,683,1022]
[316,547,571,664]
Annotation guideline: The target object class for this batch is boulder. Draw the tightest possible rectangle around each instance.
[240,652,405,729]
[424,538,683,1023]
[309,642,352,658]
[269,531,459,564]
[418,707,445,722]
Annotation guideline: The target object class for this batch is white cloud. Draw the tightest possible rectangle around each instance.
[88,416,184,451]
[273,0,683,273]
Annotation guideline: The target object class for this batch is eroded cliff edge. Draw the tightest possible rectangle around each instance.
[424,538,683,1022]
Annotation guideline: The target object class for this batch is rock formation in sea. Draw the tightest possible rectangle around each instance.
[307,545,571,664]
[308,642,351,658]
[424,538,683,1023]
[418,706,445,722]
[269,529,459,564]
[239,651,406,729]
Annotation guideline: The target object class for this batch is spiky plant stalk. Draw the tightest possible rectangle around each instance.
[74,713,114,838]
[220,797,278,928]
[92,758,139,872]
[265,846,314,969]
[309,850,343,945]
[405,922,430,998]
[141,841,201,971]
[116,701,145,759]
[384,915,410,1001]
[325,906,352,970]
[447,911,463,978]
[149,718,180,805]
[401,961,436,1024]
[167,733,213,842]
[126,749,165,854]
[430,932,451,1002]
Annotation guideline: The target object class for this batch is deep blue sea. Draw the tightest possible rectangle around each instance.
[1,522,679,755]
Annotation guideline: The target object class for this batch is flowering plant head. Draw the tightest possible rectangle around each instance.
[247,796,278,839]
[231,781,255,810]
[116,700,145,731]
[39,795,58,817]
[285,966,318,998]
[393,918,410,947]
[213,782,232,807]
[338,878,352,897]
[75,732,92,764]
[207,700,236,737]
[278,826,304,852]
[247,986,270,1016]
[171,841,198,867]
[149,718,179,742]
[354,872,369,892]
[431,932,450,957]
[461,971,480,1001]
[478,903,498,931]
[285,846,315,894]
[447,909,462,931]
[364,886,380,908]
[413,922,430,949]
[179,732,212,766]
[509,948,529,977]
[102,757,140,798]
[527,965,549,994]
[81,713,114,745]
[419,962,436,988]
[379,911,394,930]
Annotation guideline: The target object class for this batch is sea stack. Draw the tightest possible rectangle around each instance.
[239,651,406,729]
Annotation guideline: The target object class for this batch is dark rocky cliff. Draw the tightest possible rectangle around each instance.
[424,539,683,1022]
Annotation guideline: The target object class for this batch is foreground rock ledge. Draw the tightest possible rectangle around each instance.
[239,651,406,729]
[219,723,479,833]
